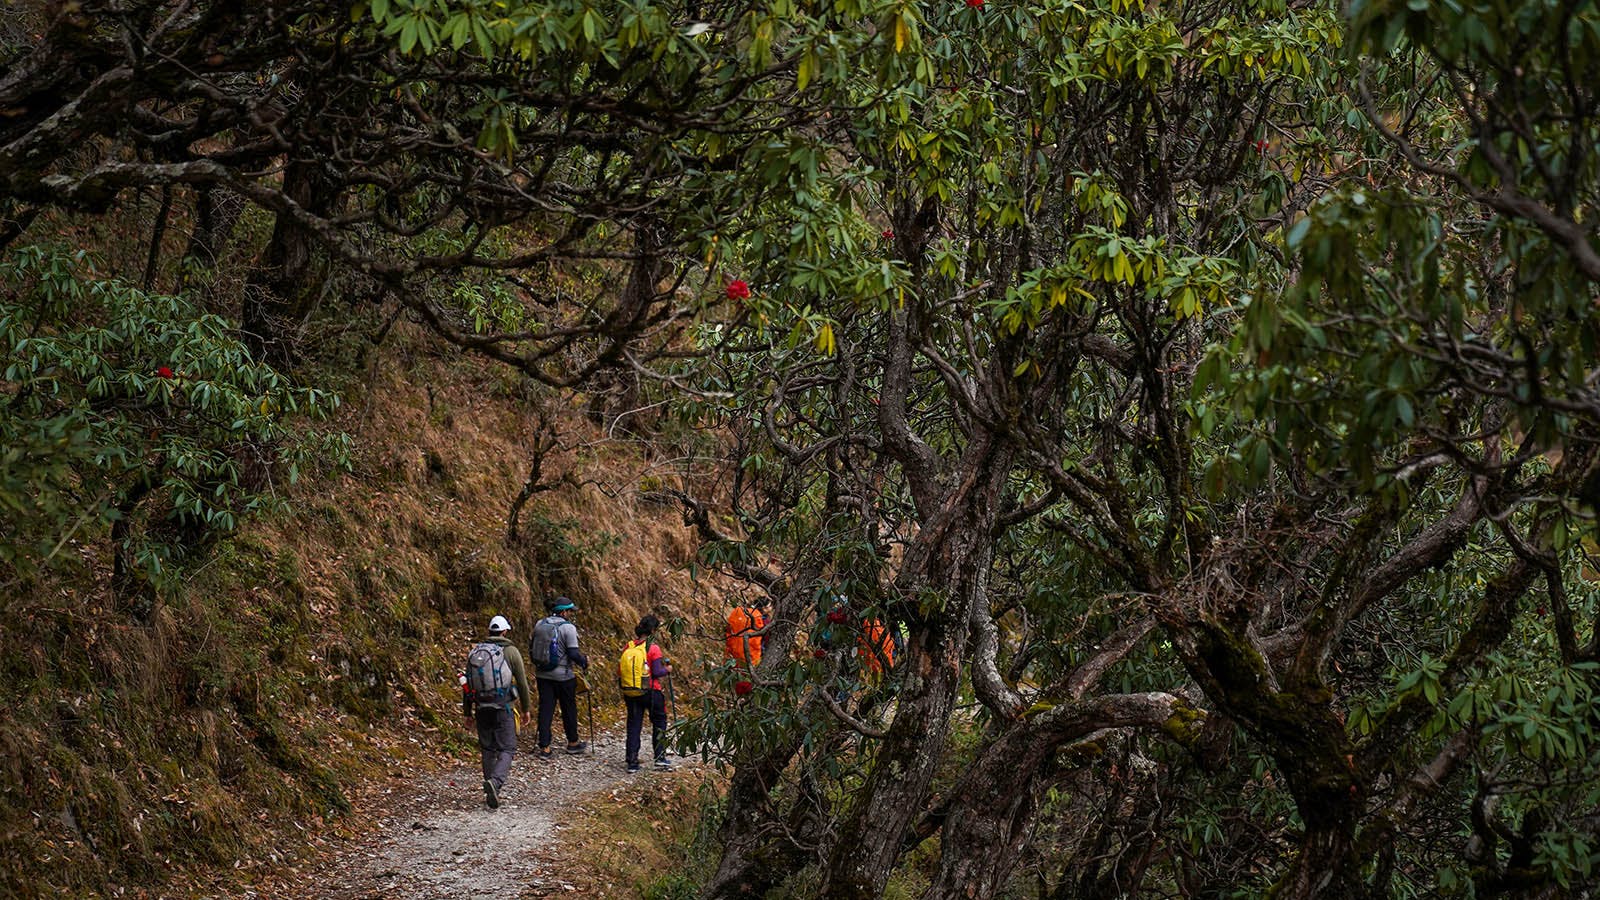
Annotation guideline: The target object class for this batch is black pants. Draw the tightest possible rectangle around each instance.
[474,705,516,788]
[537,677,580,748]
[624,689,669,765]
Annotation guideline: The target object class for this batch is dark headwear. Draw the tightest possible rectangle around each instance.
[546,596,577,613]
[635,614,660,637]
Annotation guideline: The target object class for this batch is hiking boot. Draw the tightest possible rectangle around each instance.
[483,778,499,809]
[626,761,641,773]
[565,741,587,755]
[653,757,673,771]
[538,747,553,760]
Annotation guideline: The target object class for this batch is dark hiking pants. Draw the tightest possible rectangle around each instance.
[537,677,580,749]
[624,689,669,765]
[475,704,516,788]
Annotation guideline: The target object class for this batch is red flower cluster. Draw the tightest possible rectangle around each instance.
[726,279,751,301]
[1251,138,1269,156]
[826,609,848,625]
[881,229,894,240]
[156,366,174,379]
[733,680,754,696]
[966,0,984,7]
[813,648,828,659]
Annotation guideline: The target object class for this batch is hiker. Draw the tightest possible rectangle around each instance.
[462,614,531,810]
[529,596,589,757]
[619,614,673,772]
[858,617,896,678]
[724,603,764,669]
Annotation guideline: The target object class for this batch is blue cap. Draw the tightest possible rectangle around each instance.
[550,596,576,612]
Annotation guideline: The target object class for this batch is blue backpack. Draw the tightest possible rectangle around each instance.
[466,642,515,707]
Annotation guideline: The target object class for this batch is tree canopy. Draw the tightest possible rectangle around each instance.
[4,0,1600,896]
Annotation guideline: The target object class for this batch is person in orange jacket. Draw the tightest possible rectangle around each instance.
[858,617,895,677]
[725,604,765,669]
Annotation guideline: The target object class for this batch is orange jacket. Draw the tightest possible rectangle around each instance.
[725,606,764,667]
[858,619,895,674]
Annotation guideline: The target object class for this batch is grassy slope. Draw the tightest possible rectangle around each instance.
[0,322,730,898]
[544,768,723,899]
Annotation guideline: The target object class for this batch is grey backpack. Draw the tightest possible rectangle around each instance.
[466,643,515,707]
[529,616,565,673]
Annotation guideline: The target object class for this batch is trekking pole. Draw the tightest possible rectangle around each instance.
[586,689,594,756]
[574,670,594,756]
[666,671,677,726]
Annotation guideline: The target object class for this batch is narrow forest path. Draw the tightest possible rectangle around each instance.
[218,727,687,900]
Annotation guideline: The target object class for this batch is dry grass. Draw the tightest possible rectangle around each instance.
[533,767,722,899]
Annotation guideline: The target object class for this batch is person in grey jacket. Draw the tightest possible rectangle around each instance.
[462,615,531,809]
[531,596,589,756]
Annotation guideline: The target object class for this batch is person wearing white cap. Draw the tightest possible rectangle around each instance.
[462,614,531,808]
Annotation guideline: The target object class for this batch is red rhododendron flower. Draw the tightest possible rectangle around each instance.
[881,229,894,239]
[733,680,754,696]
[726,280,751,301]
[826,609,848,625]
[813,648,827,659]
[1251,139,1269,155]
[156,366,174,379]
[966,0,984,8]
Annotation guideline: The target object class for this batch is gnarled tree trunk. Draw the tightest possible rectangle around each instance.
[702,567,823,900]
[923,693,1197,900]
[179,186,244,295]
[817,437,1014,899]
[242,159,334,366]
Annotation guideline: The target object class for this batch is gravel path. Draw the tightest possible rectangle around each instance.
[221,728,660,900]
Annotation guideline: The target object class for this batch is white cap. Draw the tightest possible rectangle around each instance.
[488,615,511,633]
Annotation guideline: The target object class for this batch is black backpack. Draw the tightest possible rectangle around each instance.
[529,616,565,673]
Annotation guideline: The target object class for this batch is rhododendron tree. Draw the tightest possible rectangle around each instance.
[0,248,347,616]
[664,0,1600,896]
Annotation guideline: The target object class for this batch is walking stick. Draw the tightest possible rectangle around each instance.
[665,671,676,726]
[586,689,595,756]
[575,670,594,756]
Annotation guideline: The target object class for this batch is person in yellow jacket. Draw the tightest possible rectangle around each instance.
[622,615,673,773]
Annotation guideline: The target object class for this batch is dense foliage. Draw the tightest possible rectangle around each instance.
[5,0,1600,897]
[1,247,345,610]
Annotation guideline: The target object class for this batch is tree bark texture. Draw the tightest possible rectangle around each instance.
[701,729,808,900]
[242,160,334,366]
[179,186,244,293]
[702,566,825,900]
[818,436,1015,900]
[923,693,1195,900]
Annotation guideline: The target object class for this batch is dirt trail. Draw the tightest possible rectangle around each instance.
[222,728,676,900]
